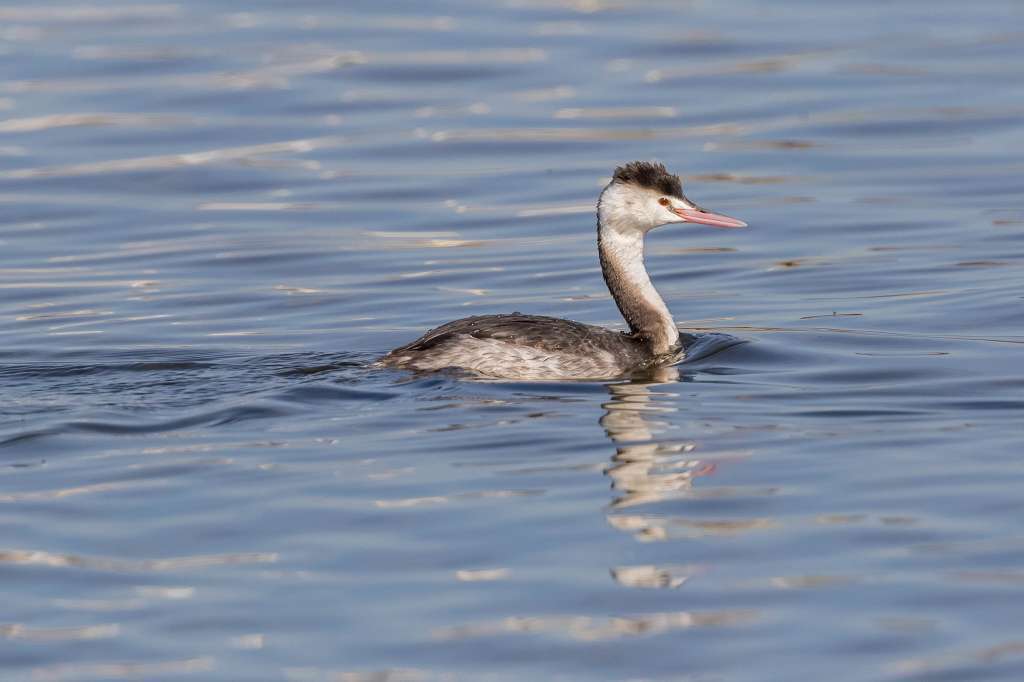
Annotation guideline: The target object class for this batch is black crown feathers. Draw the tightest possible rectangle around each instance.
[612,161,683,198]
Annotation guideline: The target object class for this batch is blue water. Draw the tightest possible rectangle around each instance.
[1,1,1023,680]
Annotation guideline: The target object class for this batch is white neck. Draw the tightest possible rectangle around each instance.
[597,196,679,355]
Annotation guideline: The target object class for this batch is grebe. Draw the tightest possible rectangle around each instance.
[379,161,746,380]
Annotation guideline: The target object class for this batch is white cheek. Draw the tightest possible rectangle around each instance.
[599,186,679,232]
[635,201,656,227]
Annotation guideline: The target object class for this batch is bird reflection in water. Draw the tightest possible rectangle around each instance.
[601,365,714,590]
[602,366,715,517]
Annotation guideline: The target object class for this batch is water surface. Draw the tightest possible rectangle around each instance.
[1,1,1023,680]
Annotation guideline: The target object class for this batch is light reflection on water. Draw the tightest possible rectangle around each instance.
[0,0,1023,679]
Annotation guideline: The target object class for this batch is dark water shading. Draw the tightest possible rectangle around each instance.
[1,0,1024,680]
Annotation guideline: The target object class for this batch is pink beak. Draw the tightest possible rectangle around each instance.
[672,206,747,229]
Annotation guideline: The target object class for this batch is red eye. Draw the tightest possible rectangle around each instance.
[658,197,670,207]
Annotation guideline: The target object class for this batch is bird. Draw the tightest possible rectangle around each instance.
[378,161,746,380]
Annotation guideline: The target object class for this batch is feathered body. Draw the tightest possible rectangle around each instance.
[381,313,676,380]
[378,161,745,380]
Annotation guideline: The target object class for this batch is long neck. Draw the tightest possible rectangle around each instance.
[597,223,679,355]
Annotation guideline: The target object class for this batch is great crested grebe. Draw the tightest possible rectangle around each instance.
[379,161,746,380]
